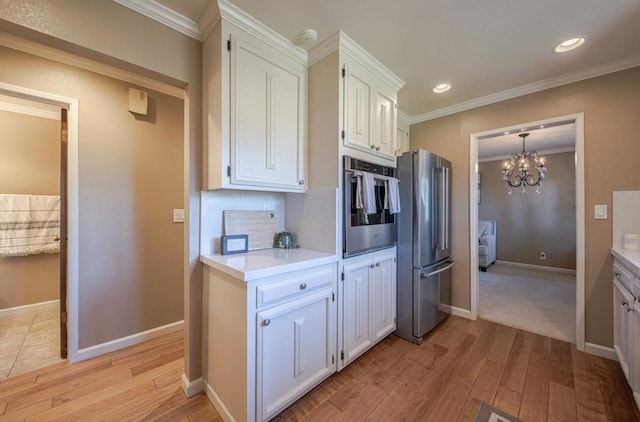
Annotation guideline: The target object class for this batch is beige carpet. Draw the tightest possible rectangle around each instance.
[479,263,576,343]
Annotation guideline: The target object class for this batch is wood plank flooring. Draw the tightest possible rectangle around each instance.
[1,317,638,421]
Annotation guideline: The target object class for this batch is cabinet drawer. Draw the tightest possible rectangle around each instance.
[614,261,635,292]
[257,265,335,308]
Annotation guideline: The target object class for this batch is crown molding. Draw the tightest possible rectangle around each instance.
[309,31,405,91]
[411,54,640,125]
[112,0,202,40]
[397,109,411,124]
[218,0,307,66]
[198,2,220,41]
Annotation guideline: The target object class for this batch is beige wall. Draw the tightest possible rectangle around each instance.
[0,0,203,377]
[0,45,185,349]
[410,66,640,347]
[479,151,576,269]
[0,110,60,309]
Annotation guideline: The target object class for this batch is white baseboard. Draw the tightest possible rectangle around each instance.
[584,342,616,360]
[181,374,204,397]
[495,260,577,275]
[76,320,184,361]
[205,383,236,422]
[440,304,473,320]
[0,299,59,318]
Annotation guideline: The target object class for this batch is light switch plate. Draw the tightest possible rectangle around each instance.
[173,209,184,223]
[594,204,607,219]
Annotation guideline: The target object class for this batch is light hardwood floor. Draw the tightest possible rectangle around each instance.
[1,317,638,421]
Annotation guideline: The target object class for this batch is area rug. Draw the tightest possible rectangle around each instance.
[474,402,523,422]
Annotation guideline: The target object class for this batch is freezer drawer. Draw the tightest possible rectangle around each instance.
[412,261,454,342]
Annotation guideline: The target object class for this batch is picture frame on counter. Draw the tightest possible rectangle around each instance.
[221,234,249,255]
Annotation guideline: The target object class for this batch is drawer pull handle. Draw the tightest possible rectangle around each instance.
[300,283,307,290]
[370,145,376,149]
[370,264,375,268]
[376,262,380,267]
[262,319,271,327]
[615,272,622,278]
[622,301,628,307]
[627,306,635,313]
[376,146,381,151]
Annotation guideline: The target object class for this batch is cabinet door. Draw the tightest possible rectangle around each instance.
[613,279,634,381]
[372,254,397,341]
[343,259,373,364]
[256,288,335,421]
[230,33,305,191]
[374,85,397,159]
[343,61,373,152]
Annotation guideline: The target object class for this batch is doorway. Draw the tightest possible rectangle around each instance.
[0,82,80,371]
[469,113,586,351]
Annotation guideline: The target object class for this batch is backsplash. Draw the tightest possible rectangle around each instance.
[613,190,640,248]
[200,190,285,255]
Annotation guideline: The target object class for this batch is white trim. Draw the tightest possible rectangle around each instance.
[0,100,60,120]
[76,320,184,362]
[0,299,59,318]
[397,109,411,125]
[584,342,617,360]
[479,146,576,163]
[198,2,221,41]
[0,32,185,99]
[308,31,405,91]
[440,304,474,320]
[412,54,640,124]
[470,113,586,352]
[0,81,80,363]
[181,374,205,397]
[205,382,236,422]
[112,0,202,40]
[218,0,307,67]
[494,260,577,275]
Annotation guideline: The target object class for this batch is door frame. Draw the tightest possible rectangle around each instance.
[0,81,80,361]
[469,113,585,352]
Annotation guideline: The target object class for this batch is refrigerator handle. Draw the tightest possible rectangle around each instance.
[438,167,447,250]
[424,261,456,277]
[444,166,450,250]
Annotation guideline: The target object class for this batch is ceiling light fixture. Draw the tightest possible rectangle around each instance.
[432,83,451,94]
[554,37,586,53]
[501,133,547,195]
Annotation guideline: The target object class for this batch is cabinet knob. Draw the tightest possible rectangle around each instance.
[622,301,628,307]
[376,146,381,151]
[262,319,271,327]
[376,262,380,267]
[627,305,635,313]
[370,264,375,268]
[615,272,622,278]
[370,145,376,149]
[298,180,305,185]
[300,283,307,290]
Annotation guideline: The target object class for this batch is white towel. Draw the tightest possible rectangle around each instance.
[385,177,401,214]
[0,194,60,257]
[355,172,377,214]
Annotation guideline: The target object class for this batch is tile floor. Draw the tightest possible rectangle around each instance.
[0,302,64,380]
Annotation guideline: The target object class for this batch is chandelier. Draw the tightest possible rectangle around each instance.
[501,132,547,195]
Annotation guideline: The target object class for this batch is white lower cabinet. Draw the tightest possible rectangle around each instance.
[205,262,337,422]
[257,288,335,421]
[341,248,396,367]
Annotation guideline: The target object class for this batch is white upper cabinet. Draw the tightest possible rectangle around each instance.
[339,35,404,163]
[203,0,308,192]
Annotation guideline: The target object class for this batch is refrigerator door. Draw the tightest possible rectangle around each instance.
[412,260,454,341]
[413,150,438,267]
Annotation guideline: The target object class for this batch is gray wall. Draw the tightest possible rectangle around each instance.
[411,66,640,348]
[479,151,576,270]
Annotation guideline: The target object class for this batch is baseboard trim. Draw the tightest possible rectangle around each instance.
[76,320,184,362]
[0,299,59,318]
[181,374,205,397]
[495,260,577,275]
[440,304,474,320]
[585,342,616,360]
[205,383,236,422]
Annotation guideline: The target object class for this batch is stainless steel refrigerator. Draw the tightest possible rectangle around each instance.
[395,149,454,344]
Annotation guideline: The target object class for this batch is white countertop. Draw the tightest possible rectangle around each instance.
[200,248,338,281]
[611,247,640,273]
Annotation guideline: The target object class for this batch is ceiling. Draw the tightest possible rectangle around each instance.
[153,0,640,121]
[478,123,575,161]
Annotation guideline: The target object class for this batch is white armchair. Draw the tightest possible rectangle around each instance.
[478,220,496,271]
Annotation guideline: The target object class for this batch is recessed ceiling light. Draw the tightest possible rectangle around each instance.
[432,83,451,94]
[554,37,586,53]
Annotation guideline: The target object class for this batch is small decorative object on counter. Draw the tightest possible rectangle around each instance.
[274,231,296,249]
[221,234,249,255]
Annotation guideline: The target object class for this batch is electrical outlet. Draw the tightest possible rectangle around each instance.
[539,251,547,260]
